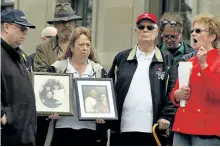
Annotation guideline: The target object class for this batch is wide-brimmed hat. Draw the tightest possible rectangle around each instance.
[47,3,82,24]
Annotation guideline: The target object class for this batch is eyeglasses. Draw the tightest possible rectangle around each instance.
[190,29,209,34]
[10,23,28,32]
[163,34,179,40]
[137,25,156,31]
[160,20,180,25]
[160,20,181,26]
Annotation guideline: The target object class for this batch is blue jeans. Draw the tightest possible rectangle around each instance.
[173,132,220,146]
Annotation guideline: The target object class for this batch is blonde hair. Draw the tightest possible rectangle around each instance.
[192,13,220,48]
[160,12,184,33]
[60,27,99,63]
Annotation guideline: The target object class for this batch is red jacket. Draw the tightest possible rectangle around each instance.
[170,49,220,137]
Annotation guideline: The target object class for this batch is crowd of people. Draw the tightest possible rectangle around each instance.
[1,2,220,146]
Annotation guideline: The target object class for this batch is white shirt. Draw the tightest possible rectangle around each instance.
[55,58,96,130]
[85,97,97,113]
[121,46,155,133]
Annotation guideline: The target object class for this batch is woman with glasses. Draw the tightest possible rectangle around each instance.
[158,13,195,63]
[45,27,107,146]
[170,13,220,146]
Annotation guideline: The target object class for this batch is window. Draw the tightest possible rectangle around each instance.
[71,0,93,28]
[163,0,192,44]
[1,0,14,11]
[56,0,93,28]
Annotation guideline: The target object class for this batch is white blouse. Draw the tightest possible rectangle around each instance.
[55,58,96,130]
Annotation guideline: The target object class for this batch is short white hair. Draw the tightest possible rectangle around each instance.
[41,26,57,38]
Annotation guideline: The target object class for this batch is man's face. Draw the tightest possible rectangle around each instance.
[47,91,53,99]
[135,20,159,43]
[161,25,182,49]
[54,20,76,41]
[90,90,97,98]
[3,23,28,47]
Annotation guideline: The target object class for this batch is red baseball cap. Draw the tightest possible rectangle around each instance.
[136,12,157,24]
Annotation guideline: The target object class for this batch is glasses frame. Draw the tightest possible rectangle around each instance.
[162,34,180,41]
[8,23,28,32]
[137,25,157,31]
[190,28,209,34]
[9,22,28,32]
[160,20,181,26]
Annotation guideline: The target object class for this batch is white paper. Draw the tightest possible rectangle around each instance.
[178,62,192,87]
[178,62,192,107]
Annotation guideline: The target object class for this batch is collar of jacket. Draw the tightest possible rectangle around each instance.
[51,59,104,78]
[127,44,164,62]
[161,42,185,54]
[51,35,59,50]
[1,38,22,61]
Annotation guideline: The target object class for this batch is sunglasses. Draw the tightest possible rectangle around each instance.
[10,23,28,32]
[160,20,181,26]
[190,29,209,34]
[137,25,156,31]
[163,34,179,40]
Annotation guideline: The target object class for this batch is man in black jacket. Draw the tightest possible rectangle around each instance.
[108,12,177,146]
[1,8,37,146]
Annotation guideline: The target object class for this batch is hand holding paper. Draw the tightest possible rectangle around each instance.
[177,62,192,107]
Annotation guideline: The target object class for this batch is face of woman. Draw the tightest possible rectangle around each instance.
[71,34,91,59]
[191,22,215,50]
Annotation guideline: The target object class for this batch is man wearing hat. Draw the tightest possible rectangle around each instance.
[33,3,82,146]
[107,12,177,145]
[34,2,82,72]
[1,8,37,145]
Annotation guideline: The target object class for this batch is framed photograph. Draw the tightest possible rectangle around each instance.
[29,72,73,115]
[74,78,118,120]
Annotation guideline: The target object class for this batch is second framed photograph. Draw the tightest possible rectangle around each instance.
[74,78,118,120]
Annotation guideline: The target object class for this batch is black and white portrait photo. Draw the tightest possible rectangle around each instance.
[39,79,65,108]
[30,72,73,115]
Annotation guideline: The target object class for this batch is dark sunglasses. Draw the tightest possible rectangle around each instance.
[10,23,28,32]
[160,20,181,26]
[190,29,209,34]
[163,34,179,40]
[137,25,156,31]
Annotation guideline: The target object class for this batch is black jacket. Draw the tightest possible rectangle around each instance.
[1,39,37,145]
[107,45,177,132]
[157,42,195,63]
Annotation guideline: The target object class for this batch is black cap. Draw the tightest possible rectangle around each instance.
[1,9,36,28]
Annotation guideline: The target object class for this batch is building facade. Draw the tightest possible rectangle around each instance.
[5,0,220,69]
